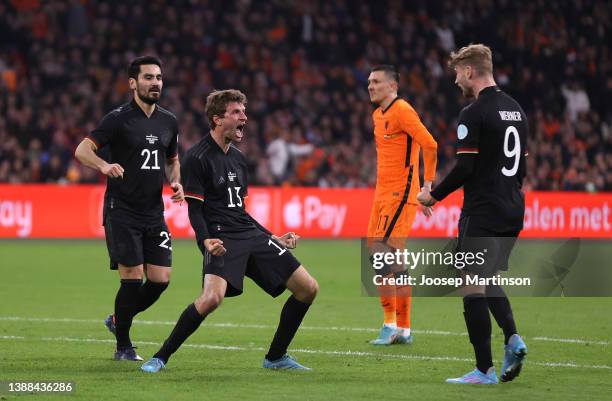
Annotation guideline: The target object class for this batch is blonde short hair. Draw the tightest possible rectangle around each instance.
[448,44,493,76]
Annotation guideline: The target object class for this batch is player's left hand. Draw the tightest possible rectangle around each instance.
[416,187,437,207]
[275,232,299,249]
[170,182,184,203]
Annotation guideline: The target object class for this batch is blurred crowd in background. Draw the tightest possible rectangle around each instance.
[1,0,610,191]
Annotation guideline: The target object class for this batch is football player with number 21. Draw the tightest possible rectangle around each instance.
[75,56,184,362]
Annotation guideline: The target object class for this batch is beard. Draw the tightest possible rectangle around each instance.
[225,130,242,143]
[137,86,161,104]
[223,125,245,143]
[461,85,475,99]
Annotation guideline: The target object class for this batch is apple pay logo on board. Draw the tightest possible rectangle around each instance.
[457,124,468,140]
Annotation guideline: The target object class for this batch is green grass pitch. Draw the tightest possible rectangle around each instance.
[1,239,611,401]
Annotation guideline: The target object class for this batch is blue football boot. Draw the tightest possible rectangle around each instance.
[104,314,116,336]
[262,354,311,370]
[501,334,527,382]
[141,357,166,373]
[446,367,499,384]
[369,325,398,345]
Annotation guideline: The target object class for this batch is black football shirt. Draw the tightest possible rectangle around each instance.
[89,100,179,221]
[437,86,529,231]
[182,134,257,236]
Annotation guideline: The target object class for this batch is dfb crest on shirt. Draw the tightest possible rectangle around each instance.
[145,134,159,144]
[228,172,237,182]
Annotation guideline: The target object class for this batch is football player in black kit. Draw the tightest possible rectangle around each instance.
[75,56,184,361]
[141,89,319,373]
[417,44,528,384]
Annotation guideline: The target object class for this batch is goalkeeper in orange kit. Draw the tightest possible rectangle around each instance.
[367,65,438,345]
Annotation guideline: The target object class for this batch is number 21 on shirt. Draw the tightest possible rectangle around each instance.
[141,149,160,170]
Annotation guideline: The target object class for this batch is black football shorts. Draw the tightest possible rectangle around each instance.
[104,213,172,270]
[202,230,301,297]
[455,215,520,277]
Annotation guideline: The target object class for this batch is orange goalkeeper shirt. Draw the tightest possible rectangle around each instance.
[372,98,438,204]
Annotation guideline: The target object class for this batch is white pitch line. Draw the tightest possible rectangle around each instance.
[37,336,263,352]
[531,336,610,346]
[1,316,609,346]
[0,335,25,340]
[1,334,610,370]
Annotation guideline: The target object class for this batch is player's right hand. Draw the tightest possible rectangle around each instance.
[419,204,434,217]
[204,238,226,256]
[101,163,125,178]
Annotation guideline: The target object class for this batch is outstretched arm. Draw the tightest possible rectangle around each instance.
[418,154,476,206]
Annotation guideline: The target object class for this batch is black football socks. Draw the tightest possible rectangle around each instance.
[463,294,493,374]
[133,280,169,315]
[486,284,518,344]
[114,279,142,349]
[265,296,311,361]
[154,303,206,363]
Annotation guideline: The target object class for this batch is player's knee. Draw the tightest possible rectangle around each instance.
[146,265,172,282]
[195,292,224,313]
[309,278,320,301]
[204,294,223,312]
[156,270,171,282]
[296,277,319,304]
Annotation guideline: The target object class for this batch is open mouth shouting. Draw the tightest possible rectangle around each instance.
[235,123,246,139]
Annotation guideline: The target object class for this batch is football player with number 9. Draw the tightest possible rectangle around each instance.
[417,44,529,384]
